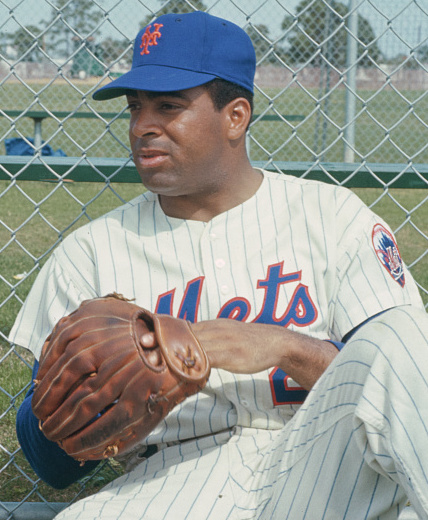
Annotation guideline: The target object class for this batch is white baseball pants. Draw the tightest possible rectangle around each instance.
[54,305,428,520]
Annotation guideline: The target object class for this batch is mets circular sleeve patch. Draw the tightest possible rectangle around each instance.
[372,223,405,287]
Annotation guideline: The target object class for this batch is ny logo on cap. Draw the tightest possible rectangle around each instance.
[140,23,164,55]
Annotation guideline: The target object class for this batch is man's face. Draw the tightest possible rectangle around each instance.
[127,86,228,200]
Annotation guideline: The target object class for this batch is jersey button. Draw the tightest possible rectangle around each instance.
[221,285,229,294]
[215,259,226,269]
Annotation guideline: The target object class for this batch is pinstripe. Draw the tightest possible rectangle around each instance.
[63,234,96,292]
[206,221,226,312]
[165,218,186,289]
[335,188,354,223]
[345,248,384,310]
[13,172,421,358]
[10,172,428,519]
[314,183,329,327]
[224,211,240,297]
[249,375,269,422]
[283,179,299,269]
[252,183,264,251]
[363,354,428,436]
[214,370,237,429]
[104,218,119,290]
[49,307,426,519]
[240,201,258,310]
[162,471,193,518]
[153,204,171,291]
[299,183,321,321]
[183,220,200,271]
[320,423,359,518]
[70,230,96,268]
[140,243,154,307]
[366,473,381,520]
[343,432,370,517]
[355,321,428,429]
[182,444,223,519]
[123,228,137,299]
[335,190,365,244]
[205,479,236,520]
[287,443,316,519]
[139,471,170,518]
[361,378,428,481]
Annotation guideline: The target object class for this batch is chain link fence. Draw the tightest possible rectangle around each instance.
[1,0,427,517]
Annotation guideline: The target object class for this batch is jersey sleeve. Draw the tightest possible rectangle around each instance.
[329,190,424,341]
[9,229,99,360]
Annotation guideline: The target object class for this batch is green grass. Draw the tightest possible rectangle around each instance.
[1,80,427,163]
[0,181,140,503]
[0,343,125,502]
[1,181,425,343]
[250,87,428,163]
[0,181,142,339]
[0,180,427,502]
[0,79,427,503]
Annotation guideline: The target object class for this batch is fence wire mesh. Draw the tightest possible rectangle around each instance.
[0,0,427,517]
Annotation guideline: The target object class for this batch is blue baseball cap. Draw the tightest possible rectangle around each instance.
[93,11,256,100]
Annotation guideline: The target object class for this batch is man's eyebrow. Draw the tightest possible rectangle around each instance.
[126,90,189,100]
[148,91,190,100]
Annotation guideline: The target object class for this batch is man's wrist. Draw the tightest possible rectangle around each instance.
[325,340,345,352]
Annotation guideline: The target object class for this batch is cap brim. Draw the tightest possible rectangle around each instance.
[93,66,218,100]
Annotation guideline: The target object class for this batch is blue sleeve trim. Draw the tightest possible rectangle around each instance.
[16,361,99,489]
[325,340,345,351]
[342,308,393,343]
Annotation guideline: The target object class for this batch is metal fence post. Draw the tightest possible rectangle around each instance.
[344,0,358,163]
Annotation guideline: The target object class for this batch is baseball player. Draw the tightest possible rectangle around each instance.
[10,11,428,520]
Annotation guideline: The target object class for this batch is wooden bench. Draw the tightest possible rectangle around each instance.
[0,155,427,189]
[1,110,133,149]
[1,110,305,150]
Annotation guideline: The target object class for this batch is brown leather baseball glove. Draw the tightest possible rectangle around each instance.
[32,293,210,463]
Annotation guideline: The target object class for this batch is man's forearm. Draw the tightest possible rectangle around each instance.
[191,319,341,390]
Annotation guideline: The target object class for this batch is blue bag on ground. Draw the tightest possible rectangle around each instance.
[5,137,66,157]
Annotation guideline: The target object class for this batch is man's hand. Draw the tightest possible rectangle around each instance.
[32,294,210,462]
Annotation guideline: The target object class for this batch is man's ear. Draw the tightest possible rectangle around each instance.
[224,98,252,140]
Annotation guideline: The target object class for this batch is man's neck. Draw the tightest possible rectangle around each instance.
[159,165,263,222]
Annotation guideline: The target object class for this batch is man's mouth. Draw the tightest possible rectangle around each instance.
[142,151,163,158]
[136,150,168,168]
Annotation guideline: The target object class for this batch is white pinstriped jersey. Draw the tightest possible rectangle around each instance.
[10,170,423,456]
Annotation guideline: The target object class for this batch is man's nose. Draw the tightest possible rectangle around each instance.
[129,107,161,138]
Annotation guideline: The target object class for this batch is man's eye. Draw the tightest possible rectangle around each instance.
[161,103,180,110]
[126,103,138,112]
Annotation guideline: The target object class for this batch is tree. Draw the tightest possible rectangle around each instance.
[246,24,285,65]
[100,37,131,64]
[46,0,103,59]
[139,0,208,28]
[8,25,43,62]
[281,0,383,68]
[416,43,428,63]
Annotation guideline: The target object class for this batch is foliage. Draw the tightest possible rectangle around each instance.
[246,24,285,65]
[101,37,132,64]
[46,0,104,58]
[6,25,44,62]
[417,44,428,62]
[281,0,383,68]
[402,43,428,68]
[139,0,208,28]
[151,0,207,16]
